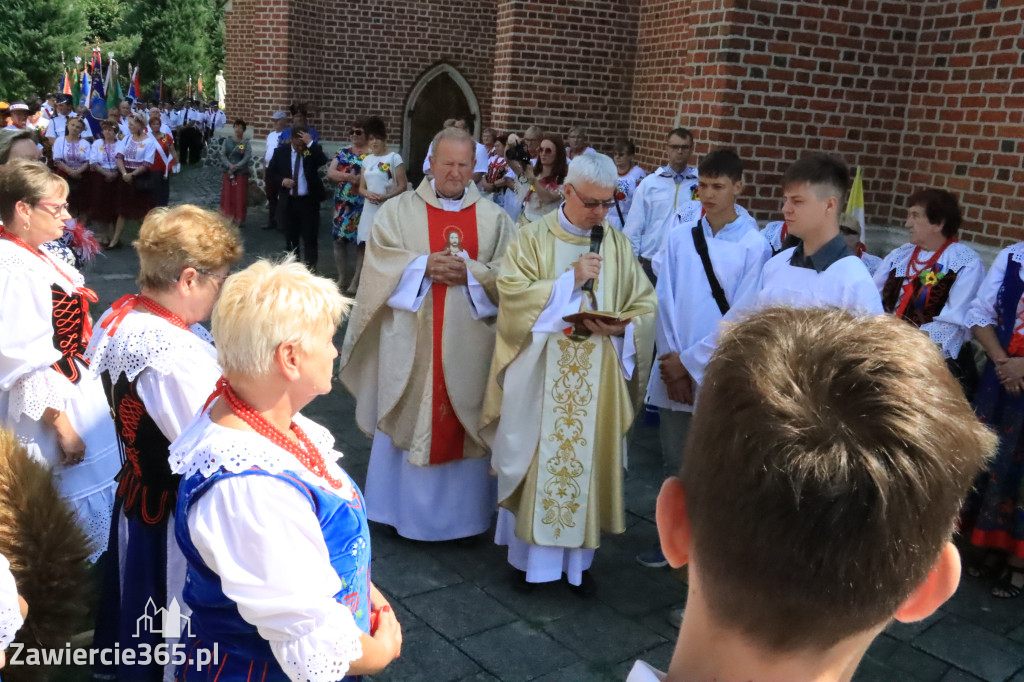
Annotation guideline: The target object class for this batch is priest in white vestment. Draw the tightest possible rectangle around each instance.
[339,128,516,541]
[482,153,657,592]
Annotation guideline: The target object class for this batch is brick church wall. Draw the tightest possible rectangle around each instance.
[226,0,1024,247]
[226,0,497,142]
[490,0,640,152]
[900,1,1024,247]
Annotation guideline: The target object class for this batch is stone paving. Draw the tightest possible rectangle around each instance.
[75,164,1024,681]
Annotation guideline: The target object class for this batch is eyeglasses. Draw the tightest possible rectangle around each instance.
[668,143,692,151]
[35,201,70,217]
[348,129,364,135]
[568,184,616,209]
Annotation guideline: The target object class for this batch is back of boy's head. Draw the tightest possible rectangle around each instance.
[681,307,994,653]
[782,153,849,201]
[697,149,743,182]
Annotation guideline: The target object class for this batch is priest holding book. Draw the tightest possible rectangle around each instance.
[482,153,657,594]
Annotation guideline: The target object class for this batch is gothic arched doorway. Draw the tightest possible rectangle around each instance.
[403,64,480,186]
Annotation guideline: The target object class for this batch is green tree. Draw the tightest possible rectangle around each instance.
[0,0,87,100]
[126,0,216,98]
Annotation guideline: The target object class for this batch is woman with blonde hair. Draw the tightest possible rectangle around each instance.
[0,159,120,562]
[170,258,402,680]
[86,204,242,680]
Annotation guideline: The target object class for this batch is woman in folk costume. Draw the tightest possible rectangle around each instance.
[0,159,119,563]
[873,189,985,392]
[87,205,242,681]
[963,241,1024,598]
[112,113,158,248]
[170,259,402,681]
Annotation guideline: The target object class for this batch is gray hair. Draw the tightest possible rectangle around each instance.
[430,127,475,162]
[565,152,617,190]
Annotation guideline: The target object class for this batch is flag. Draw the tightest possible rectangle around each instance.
[154,75,164,103]
[845,165,866,244]
[105,59,120,109]
[127,65,140,101]
[197,73,204,98]
[80,68,90,107]
[90,47,102,75]
[59,70,71,95]
[89,66,107,120]
[71,68,81,106]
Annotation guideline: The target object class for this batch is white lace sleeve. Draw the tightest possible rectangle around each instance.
[965,246,1012,330]
[7,367,72,422]
[187,475,363,682]
[0,554,24,649]
[920,249,986,359]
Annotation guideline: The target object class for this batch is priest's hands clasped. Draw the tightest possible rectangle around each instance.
[427,251,468,286]
[659,352,695,405]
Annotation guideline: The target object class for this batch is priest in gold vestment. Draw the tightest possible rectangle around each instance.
[481,153,656,591]
[340,128,516,541]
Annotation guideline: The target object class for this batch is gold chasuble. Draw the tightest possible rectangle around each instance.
[340,180,516,466]
[481,211,656,549]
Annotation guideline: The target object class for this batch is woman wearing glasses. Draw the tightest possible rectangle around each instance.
[86,204,242,681]
[520,133,568,225]
[326,117,370,292]
[0,159,120,563]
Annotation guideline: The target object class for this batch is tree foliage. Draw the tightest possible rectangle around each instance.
[0,0,225,102]
[0,0,88,101]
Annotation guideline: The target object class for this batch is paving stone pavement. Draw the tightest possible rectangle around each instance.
[77,165,1024,681]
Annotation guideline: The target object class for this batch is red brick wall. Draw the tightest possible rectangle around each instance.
[225,0,1024,247]
[227,0,497,142]
[900,1,1024,247]
[628,0,695,169]
[628,0,923,232]
[490,0,639,152]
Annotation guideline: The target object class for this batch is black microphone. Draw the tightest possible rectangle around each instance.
[581,224,604,293]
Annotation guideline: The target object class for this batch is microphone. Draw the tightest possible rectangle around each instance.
[581,224,604,293]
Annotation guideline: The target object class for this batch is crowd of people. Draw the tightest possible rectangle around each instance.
[0,90,1020,682]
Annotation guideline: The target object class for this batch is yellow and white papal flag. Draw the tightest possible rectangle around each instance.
[845,166,866,244]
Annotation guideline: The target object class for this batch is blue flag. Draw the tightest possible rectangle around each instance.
[89,69,107,120]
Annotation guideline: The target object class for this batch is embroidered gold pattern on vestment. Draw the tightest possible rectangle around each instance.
[539,337,596,538]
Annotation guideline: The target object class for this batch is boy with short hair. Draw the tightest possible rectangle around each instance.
[629,306,996,681]
[681,154,883,387]
[635,149,769,569]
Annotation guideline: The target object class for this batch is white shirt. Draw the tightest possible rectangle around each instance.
[116,135,158,169]
[52,136,92,168]
[626,661,666,682]
[684,244,883,385]
[90,138,120,170]
[288,147,310,196]
[607,165,647,230]
[265,130,282,166]
[44,114,94,140]
[966,242,1024,332]
[873,242,986,359]
[649,206,770,410]
[623,165,699,259]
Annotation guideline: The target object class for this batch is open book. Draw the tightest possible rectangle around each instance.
[562,310,632,325]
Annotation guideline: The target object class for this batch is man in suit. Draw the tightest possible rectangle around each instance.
[268,124,328,270]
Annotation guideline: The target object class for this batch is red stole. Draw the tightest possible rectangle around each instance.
[425,203,479,465]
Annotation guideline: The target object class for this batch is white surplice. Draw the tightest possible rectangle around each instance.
[0,554,23,650]
[682,242,884,385]
[648,206,770,410]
